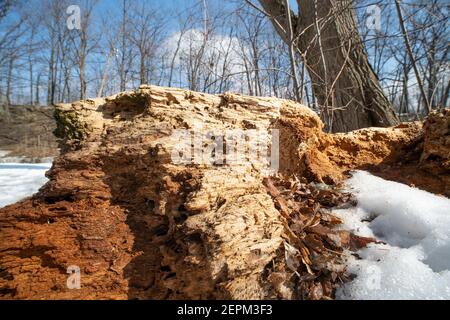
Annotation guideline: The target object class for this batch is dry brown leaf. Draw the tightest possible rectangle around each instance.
[284,242,301,276]
[320,212,343,225]
[305,224,333,237]
[268,272,294,299]
[349,234,381,251]
[304,234,325,252]
[308,282,324,300]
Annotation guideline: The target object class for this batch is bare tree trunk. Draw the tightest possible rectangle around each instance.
[47,33,56,105]
[119,0,128,92]
[79,28,87,100]
[168,35,182,87]
[283,0,301,102]
[426,36,437,110]
[440,80,449,109]
[401,63,410,114]
[35,72,41,106]
[28,37,34,105]
[394,0,430,114]
[6,55,14,105]
[98,48,113,97]
[258,0,399,132]
[139,53,146,85]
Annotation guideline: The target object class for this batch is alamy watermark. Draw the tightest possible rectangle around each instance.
[66,5,81,30]
[170,129,279,172]
[66,265,81,289]
[365,4,381,32]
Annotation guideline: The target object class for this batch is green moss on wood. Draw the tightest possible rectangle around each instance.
[53,108,91,141]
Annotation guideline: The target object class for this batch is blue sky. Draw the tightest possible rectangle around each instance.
[1,0,447,106]
[90,0,298,30]
[92,0,240,31]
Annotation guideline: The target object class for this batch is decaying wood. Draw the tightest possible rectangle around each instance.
[0,85,446,300]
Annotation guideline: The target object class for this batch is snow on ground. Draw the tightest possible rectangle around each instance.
[0,163,52,208]
[334,170,450,300]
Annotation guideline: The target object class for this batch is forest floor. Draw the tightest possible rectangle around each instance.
[0,104,59,162]
[0,87,448,300]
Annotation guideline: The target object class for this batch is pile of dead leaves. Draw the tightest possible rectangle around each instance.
[263,175,380,300]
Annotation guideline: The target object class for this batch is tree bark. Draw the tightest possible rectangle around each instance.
[258,0,399,132]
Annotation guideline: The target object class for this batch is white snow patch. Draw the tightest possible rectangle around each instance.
[334,170,450,300]
[0,163,52,208]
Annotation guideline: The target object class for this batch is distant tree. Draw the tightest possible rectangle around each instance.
[128,1,165,85]
[0,0,14,21]
[257,0,399,132]
[69,0,98,100]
